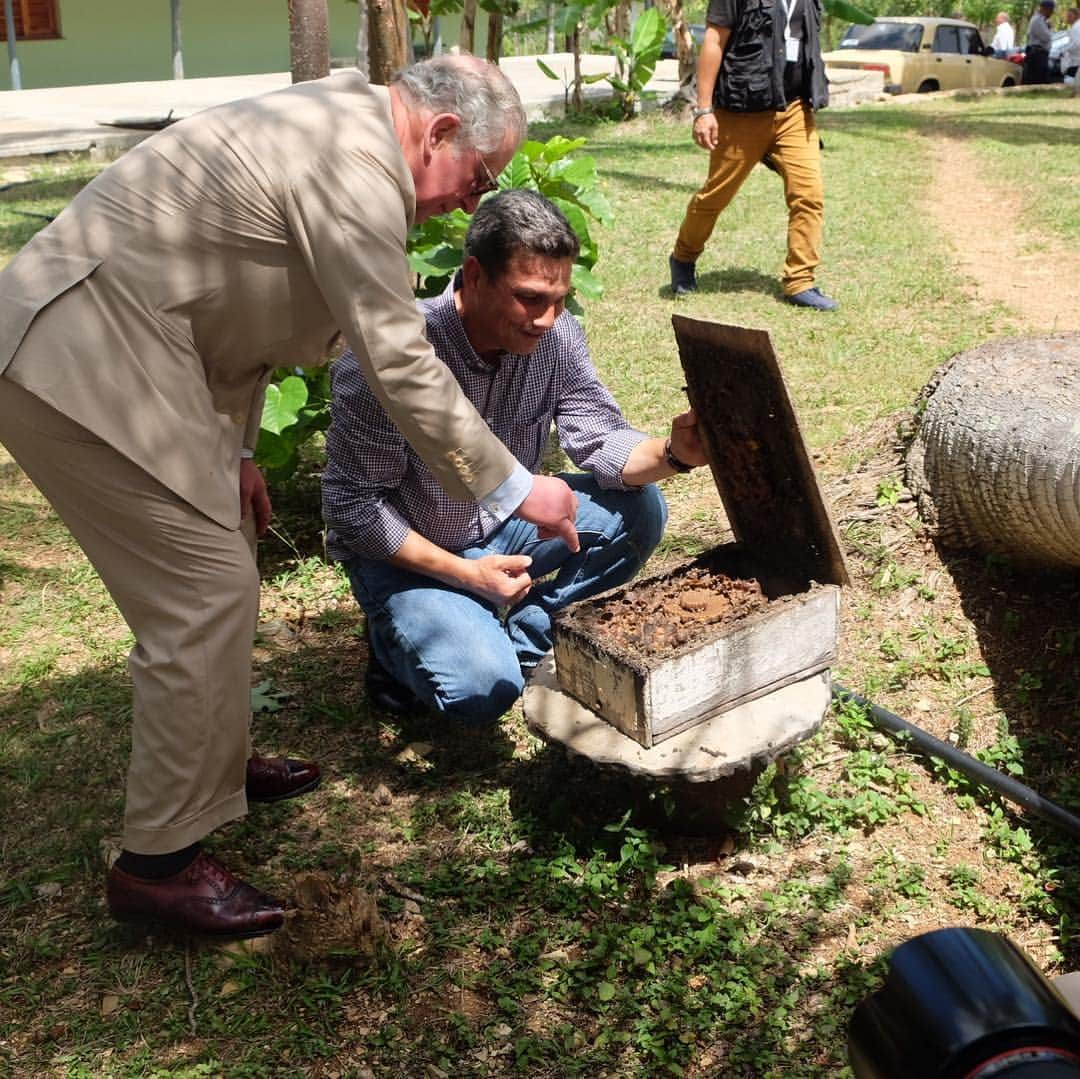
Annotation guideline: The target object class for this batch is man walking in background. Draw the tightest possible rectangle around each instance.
[1062,7,1080,84]
[667,0,837,310]
[1024,0,1056,83]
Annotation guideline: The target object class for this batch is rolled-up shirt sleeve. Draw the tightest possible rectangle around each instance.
[555,319,650,489]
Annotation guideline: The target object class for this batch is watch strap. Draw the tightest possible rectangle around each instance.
[664,439,694,474]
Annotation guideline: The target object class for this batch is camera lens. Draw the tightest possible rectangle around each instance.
[848,928,1080,1079]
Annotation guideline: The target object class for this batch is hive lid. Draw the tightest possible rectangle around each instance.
[672,315,849,588]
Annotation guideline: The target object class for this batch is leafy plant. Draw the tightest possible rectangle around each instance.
[536,52,609,113]
[255,135,609,482]
[407,134,611,308]
[606,9,667,119]
[254,364,333,484]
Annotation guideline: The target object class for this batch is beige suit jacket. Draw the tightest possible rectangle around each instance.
[0,72,516,529]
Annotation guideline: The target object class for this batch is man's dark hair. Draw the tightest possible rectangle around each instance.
[464,189,580,278]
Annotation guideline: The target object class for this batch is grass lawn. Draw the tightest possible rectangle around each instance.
[0,89,1077,1077]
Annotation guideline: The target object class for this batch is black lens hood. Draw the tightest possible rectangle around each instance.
[848,927,1080,1079]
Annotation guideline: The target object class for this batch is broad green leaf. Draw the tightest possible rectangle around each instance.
[571,186,614,224]
[251,678,288,713]
[260,375,308,435]
[571,263,603,300]
[631,7,664,53]
[552,155,600,185]
[504,154,535,189]
[597,981,615,1002]
[541,135,588,163]
[254,429,292,471]
[536,58,560,80]
[519,139,548,162]
[824,0,875,24]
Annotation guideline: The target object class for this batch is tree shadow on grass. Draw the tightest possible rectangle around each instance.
[821,96,1079,151]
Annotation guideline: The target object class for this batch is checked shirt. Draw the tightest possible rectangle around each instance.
[322,277,648,562]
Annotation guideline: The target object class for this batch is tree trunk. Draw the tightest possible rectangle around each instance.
[545,2,555,52]
[613,0,630,39]
[288,0,330,83]
[658,0,696,85]
[485,9,503,63]
[367,0,407,83]
[905,335,1080,572]
[570,23,582,110]
[170,0,184,79]
[461,0,476,54]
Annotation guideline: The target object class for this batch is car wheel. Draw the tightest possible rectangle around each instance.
[917,79,939,93]
[1002,77,1016,86]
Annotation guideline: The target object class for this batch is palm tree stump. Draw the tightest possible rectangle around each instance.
[905,335,1080,571]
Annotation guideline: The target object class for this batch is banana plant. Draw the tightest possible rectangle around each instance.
[607,7,667,118]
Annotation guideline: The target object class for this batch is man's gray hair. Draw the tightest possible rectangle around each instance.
[465,189,580,278]
[392,55,527,156]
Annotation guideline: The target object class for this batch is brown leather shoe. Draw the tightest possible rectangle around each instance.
[107,851,285,938]
[245,755,321,803]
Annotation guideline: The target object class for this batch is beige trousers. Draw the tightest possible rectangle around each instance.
[0,377,257,854]
[673,100,825,296]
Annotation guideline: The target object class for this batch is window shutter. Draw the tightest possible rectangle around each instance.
[0,0,62,42]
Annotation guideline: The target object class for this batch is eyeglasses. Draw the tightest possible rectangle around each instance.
[468,153,500,198]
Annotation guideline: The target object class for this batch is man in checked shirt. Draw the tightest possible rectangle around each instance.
[322,190,708,721]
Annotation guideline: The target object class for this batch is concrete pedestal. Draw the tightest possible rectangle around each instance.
[523,652,831,782]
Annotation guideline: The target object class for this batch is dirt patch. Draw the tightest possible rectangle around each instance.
[924,137,1080,333]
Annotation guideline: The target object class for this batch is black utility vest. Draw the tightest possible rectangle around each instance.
[713,0,829,113]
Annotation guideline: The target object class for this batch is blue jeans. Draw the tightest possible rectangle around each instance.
[344,473,667,723]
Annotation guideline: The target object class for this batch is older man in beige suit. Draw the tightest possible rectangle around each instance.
[0,56,579,938]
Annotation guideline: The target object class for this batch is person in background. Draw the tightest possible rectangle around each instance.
[324,190,709,723]
[667,0,837,310]
[0,56,578,940]
[991,11,1016,56]
[1062,7,1080,83]
[1023,0,1056,83]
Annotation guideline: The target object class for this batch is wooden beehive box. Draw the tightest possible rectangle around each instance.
[552,317,849,749]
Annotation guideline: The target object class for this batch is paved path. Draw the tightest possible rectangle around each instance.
[0,55,683,161]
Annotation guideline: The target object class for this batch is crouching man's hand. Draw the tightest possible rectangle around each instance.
[462,555,534,607]
[668,408,709,471]
[515,474,580,552]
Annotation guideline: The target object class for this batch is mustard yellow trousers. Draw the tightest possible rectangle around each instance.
[0,376,257,855]
[673,100,825,297]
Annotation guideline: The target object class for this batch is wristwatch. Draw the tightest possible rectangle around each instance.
[691,106,713,120]
[664,439,694,474]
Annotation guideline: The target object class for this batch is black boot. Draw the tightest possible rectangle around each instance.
[669,255,697,295]
[365,652,422,715]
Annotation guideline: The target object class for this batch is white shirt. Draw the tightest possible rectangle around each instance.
[1062,20,1080,70]
[991,20,1014,52]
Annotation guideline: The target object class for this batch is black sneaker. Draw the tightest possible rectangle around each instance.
[785,287,838,311]
[365,653,422,715]
[669,255,697,295]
